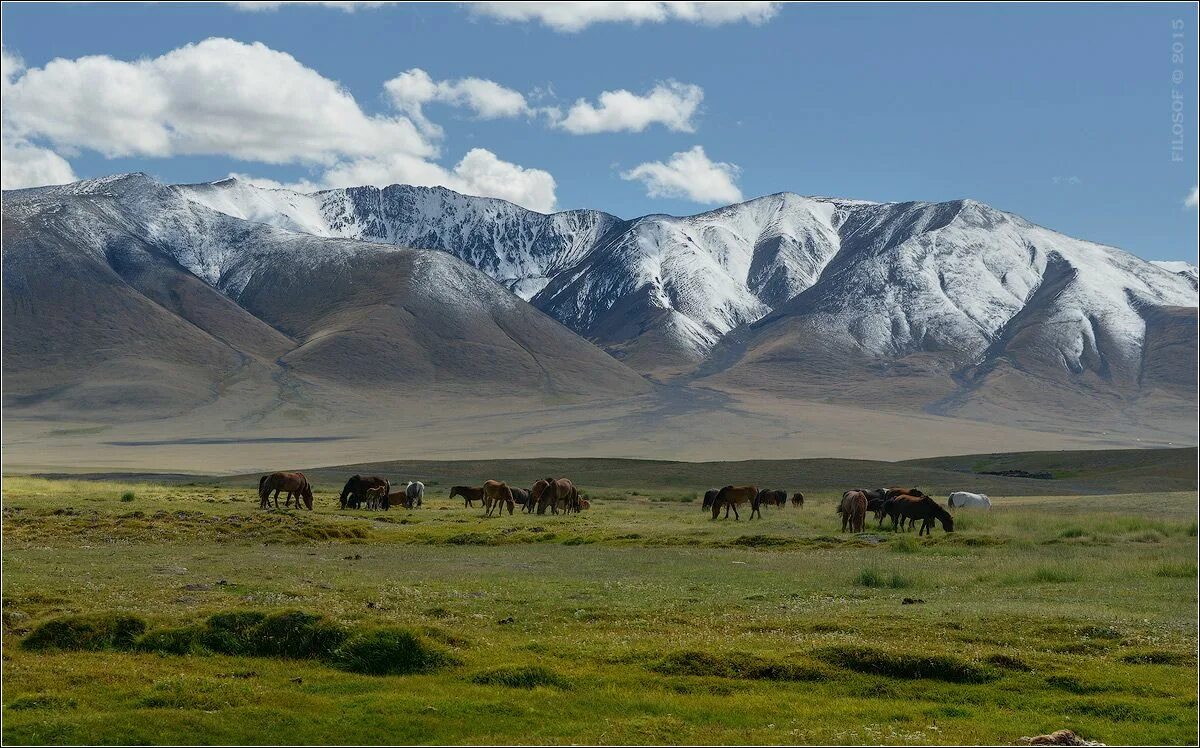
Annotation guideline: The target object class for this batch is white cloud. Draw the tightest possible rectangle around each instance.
[322,148,557,212]
[225,172,325,193]
[0,138,78,190]
[384,68,530,137]
[553,80,702,134]
[1186,186,1198,209]
[1,39,558,210]
[3,38,431,165]
[620,145,742,204]
[469,1,781,32]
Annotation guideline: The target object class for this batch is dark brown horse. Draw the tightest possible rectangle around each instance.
[483,480,515,517]
[885,487,927,500]
[450,485,486,508]
[711,485,760,520]
[757,489,788,508]
[339,475,389,510]
[889,495,954,535]
[259,472,314,510]
[790,492,805,507]
[702,488,720,510]
[837,490,867,532]
[510,487,532,511]
[537,478,579,515]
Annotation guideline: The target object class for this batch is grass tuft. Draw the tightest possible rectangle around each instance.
[651,650,827,681]
[856,567,913,589]
[470,665,571,689]
[119,491,136,502]
[333,627,453,675]
[816,645,995,683]
[21,613,146,652]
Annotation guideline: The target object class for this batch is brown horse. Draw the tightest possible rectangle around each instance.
[363,485,388,510]
[790,492,805,507]
[450,485,486,508]
[885,487,927,500]
[757,489,788,508]
[537,478,579,515]
[483,480,515,517]
[711,485,760,520]
[837,490,867,532]
[259,472,314,510]
[888,495,954,535]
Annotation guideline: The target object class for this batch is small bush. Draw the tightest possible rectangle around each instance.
[651,650,826,681]
[120,491,136,502]
[857,568,912,589]
[1121,650,1195,666]
[135,625,206,655]
[470,665,571,689]
[332,627,452,675]
[817,645,995,683]
[6,694,77,711]
[1058,527,1086,539]
[200,611,268,655]
[985,653,1031,671]
[22,613,146,652]
[251,610,346,659]
[1154,562,1198,579]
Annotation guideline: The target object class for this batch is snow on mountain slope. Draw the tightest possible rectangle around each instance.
[173,176,1198,380]
[177,179,622,300]
[1152,260,1199,290]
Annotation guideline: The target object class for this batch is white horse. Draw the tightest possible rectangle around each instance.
[948,491,991,509]
[405,481,424,507]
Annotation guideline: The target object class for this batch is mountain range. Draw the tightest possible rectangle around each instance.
[2,173,1196,467]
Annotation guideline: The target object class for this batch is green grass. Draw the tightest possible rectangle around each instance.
[1,473,1197,745]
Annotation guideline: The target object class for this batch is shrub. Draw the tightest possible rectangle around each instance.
[332,627,453,675]
[857,568,912,589]
[22,613,146,652]
[470,665,571,689]
[651,650,826,681]
[247,610,346,659]
[120,492,136,502]
[817,645,995,683]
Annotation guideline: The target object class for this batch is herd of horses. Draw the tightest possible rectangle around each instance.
[256,471,988,536]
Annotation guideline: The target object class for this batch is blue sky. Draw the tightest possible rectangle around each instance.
[2,2,1197,262]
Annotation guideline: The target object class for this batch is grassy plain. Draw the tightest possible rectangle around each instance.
[2,453,1197,745]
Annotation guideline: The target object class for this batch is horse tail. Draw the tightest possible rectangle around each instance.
[258,475,270,501]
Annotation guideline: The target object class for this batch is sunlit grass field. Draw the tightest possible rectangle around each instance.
[2,470,1197,745]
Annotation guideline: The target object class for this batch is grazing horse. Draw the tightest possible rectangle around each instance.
[339,475,389,510]
[510,487,532,510]
[756,489,788,508]
[837,490,868,532]
[363,485,388,510]
[450,485,486,508]
[259,472,314,510]
[405,481,425,508]
[702,488,720,510]
[483,480,515,517]
[537,478,579,515]
[790,492,805,507]
[889,495,954,535]
[948,491,991,509]
[711,485,760,520]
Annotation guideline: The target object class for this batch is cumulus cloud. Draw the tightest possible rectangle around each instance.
[552,81,702,134]
[620,145,742,204]
[3,38,431,164]
[1,46,78,189]
[1186,186,1198,209]
[322,148,557,212]
[384,68,531,137]
[469,1,781,32]
[1,39,558,210]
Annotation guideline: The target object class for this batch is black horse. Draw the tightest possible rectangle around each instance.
[339,475,390,510]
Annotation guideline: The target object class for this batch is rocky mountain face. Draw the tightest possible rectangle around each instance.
[4,173,1195,438]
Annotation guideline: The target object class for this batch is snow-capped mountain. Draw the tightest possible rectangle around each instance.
[1152,260,1199,290]
[1,174,650,420]
[5,173,1195,437]
[175,177,1197,378]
